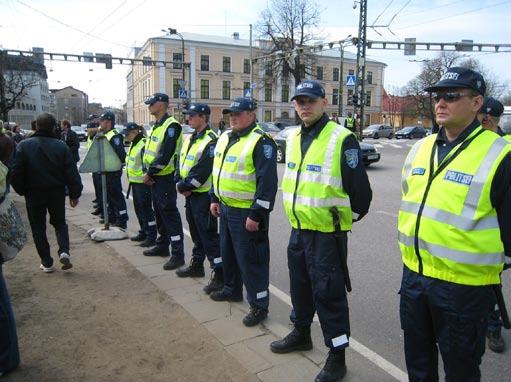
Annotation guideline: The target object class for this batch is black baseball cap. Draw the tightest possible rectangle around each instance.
[124,122,141,134]
[144,92,169,105]
[425,67,486,95]
[183,103,211,116]
[87,113,99,121]
[291,80,326,101]
[222,98,257,114]
[99,111,115,123]
[479,97,504,117]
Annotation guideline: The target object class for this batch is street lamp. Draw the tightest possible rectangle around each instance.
[338,35,352,118]
[162,27,185,92]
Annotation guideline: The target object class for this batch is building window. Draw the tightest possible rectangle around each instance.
[265,62,272,76]
[244,59,251,74]
[282,65,289,79]
[366,91,372,107]
[265,85,272,102]
[332,89,339,105]
[316,66,323,80]
[201,79,209,99]
[264,110,272,122]
[222,56,231,72]
[173,52,183,69]
[222,81,231,100]
[347,89,354,106]
[243,81,251,97]
[282,84,289,103]
[348,69,354,76]
[173,79,180,99]
[367,71,373,84]
[200,55,209,71]
[333,68,339,82]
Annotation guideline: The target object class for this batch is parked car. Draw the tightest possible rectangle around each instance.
[360,142,380,166]
[501,106,511,135]
[274,126,299,163]
[258,122,282,137]
[71,125,86,141]
[273,121,293,130]
[362,124,393,139]
[395,126,427,139]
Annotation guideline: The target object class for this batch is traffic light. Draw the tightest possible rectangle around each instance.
[352,94,359,106]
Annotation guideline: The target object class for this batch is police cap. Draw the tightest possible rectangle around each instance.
[144,92,169,105]
[425,67,486,95]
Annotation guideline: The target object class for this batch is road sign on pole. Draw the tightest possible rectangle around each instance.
[178,88,188,99]
[346,75,356,87]
[244,88,252,98]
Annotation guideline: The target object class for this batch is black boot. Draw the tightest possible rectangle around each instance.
[139,238,156,248]
[487,328,505,353]
[91,208,102,216]
[131,232,146,242]
[176,258,205,278]
[163,256,185,270]
[143,246,169,257]
[203,268,224,294]
[210,289,243,302]
[315,350,347,382]
[270,326,313,353]
[242,306,268,327]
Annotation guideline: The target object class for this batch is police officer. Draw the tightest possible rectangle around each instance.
[142,93,185,270]
[175,103,223,294]
[87,114,103,216]
[124,122,157,247]
[398,68,511,380]
[269,81,372,382]
[344,112,356,133]
[209,97,277,327]
[98,111,128,228]
[477,96,509,353]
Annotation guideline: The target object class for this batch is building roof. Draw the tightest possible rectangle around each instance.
[154,32,254,48]
[51,86,88,97]
[3,54,47,79]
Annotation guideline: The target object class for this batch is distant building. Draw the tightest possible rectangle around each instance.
[51,86,88,125]
[382,89,432,128]
[127,32,387,126]
[3,54,50,130]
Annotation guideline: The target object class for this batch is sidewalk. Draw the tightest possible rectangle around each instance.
[3,195,399,381]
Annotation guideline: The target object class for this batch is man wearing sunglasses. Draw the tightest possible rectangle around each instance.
[271,80,372,382]
[398,67,511,381]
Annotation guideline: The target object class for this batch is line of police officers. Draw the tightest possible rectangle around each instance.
[84,69,510,381]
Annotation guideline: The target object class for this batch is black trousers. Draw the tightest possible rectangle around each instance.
[399,266,493,382]
[131,182,156,240]
[25,189,70,267]
[185,192,220,269]
[0,264,19,374]
[288,229,350,350]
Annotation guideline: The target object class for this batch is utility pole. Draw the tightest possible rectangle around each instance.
[0,50,6,122]
[355,0,368,139]
[249,23,253,97]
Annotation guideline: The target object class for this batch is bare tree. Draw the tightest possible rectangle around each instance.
[256,0,321,88]
[0,52,42,122]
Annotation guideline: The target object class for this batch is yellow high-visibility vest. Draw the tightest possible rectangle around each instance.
[143,116,181,176]
[126,137,146,184]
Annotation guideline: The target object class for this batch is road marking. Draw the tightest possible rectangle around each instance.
[373,144,383,149]
[376,210,398,218]
[182,227,406,381]
[388,143,402,148]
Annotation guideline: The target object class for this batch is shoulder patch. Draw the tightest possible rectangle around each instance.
[209,145,215,158]
[263,144,273,159]
[344,149,359,169]
[112,136,121,146]
[167,128,175,138]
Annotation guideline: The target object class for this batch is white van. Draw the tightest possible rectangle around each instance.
[502,106,511,134]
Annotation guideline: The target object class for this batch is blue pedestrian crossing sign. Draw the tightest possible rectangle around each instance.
[346,75,356,87]
[178,88,188,99]
[244,88,252,97]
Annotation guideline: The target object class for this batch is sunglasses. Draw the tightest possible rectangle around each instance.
[433,92,472,103]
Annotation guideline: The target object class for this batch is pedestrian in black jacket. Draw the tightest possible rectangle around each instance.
[11,113,83,273]
[60,119,80,162]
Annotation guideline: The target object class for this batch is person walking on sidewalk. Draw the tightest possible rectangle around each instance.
[175,103,223,294]
[270,81,372,382]
[142,93,186,271]
[11,113,83,272]
[124,123,157,248]
[210,97,278,327]
[60,119,80,163]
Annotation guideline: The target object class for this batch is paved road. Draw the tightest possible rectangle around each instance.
[77,136,511,381]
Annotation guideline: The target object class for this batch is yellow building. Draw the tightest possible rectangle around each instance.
[127,32,386,127]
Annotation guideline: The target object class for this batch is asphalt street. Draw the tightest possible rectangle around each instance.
[77,136,511,381]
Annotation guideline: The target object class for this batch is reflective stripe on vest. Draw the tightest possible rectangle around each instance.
[179,128,217,193]
[282,121,353,232]
[143,116,181,176]
[398,128,510,286]
[212,126,263,208]
[504,134,511,143]
[126,137,146,184]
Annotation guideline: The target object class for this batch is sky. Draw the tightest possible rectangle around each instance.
[1,0,510,107]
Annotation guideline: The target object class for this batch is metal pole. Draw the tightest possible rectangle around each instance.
[355,0,368,139]
[338,44,344,118]
[180,34,185,88]
[249,24,253,98]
